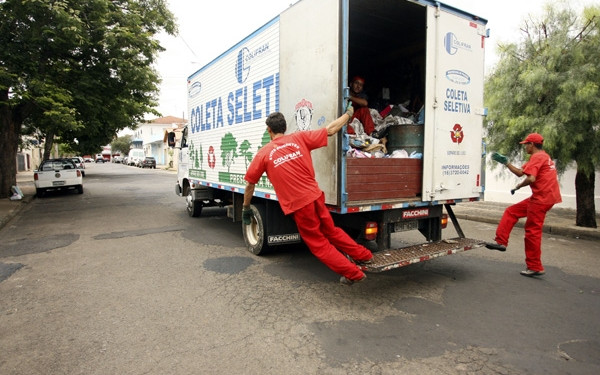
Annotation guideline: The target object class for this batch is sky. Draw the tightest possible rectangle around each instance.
[152,0,595,120]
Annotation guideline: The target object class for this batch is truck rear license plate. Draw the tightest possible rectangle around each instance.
[394,220,418,232]
[53,181,65,186]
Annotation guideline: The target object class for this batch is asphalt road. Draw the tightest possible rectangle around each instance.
[1,162,599,375]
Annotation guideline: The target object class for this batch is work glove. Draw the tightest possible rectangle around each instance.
[510,187,519,195]
[242,206,253,225]
[345,103,354,118]
[491,152,508,165]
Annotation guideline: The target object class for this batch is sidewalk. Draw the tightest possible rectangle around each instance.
[0,171,36,230]
[1,171,599,241]
[450,201,600,241]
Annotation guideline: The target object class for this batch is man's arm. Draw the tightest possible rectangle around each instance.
[326,106,354,136]
[506,162,525,177]
[516,174,536,190]
[349,95,368,108]
[243,182,256,207]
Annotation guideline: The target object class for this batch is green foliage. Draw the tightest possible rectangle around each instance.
[221,133,238,173]
[485,2,600,176]
[111,135,133,154]
[239,139,253,170]
[260,130,271,148]
[0,0,177,161]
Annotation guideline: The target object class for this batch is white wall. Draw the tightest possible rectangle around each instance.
[484,159,600,212]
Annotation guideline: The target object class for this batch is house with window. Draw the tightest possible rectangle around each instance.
[131,116,186,166]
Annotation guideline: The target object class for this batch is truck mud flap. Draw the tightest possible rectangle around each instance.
[362,238,485,273]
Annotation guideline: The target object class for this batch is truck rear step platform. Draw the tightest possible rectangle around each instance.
[363,238,485,273]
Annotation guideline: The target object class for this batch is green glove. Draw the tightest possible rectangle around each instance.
[345,103,354,118]
[242,206,253,225]
[492,152,508,165]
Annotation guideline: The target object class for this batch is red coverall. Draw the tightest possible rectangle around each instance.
[346,107,375,136]
[494,151,562,272]
[245,128,372,281]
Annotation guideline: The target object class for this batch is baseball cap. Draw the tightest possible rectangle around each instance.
[519,133,544,144]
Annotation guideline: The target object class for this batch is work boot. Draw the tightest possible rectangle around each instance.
[520,268,545,277]
[485,242,506,252]
[340,274,367,285]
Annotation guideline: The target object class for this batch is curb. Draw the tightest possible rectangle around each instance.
[0,194,35,230]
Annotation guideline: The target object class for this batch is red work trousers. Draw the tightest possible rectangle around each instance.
[292,193,372,281]
[347,107,375,136]
[495,198,554,272]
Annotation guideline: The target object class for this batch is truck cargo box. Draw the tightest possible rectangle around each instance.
[176,0,488,266]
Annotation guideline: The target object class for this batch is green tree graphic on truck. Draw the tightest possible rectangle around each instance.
[221,132,238,174]
[239,140,252,170]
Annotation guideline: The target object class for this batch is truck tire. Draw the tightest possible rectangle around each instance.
[36,188,45,198]
[242,204,269,255]
[185,186,202,217]
[77,185,84,194]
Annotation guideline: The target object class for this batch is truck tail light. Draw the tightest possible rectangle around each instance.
[77,170,82,177]
[34,173,38,181]
[364,222,378,241]
[441,214,448,229]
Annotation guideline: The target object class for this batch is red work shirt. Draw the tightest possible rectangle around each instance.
[522,150,562,205]
[245,128,328,215]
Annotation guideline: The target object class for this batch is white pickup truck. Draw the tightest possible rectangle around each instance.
[34,158,84,197]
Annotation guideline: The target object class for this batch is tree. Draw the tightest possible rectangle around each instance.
[0,0,176,198]
[111,135,133,155]
[239,139,252,170]
[221,133,238,173]
[485,2,600,228]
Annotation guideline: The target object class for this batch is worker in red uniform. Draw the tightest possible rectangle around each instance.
[346,76,375,136]
[243,107,373,285]
[487,133,562,277]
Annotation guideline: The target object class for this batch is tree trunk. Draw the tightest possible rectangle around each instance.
[0,96,21,199]
[575,168,597,228]
[43,131,55,160]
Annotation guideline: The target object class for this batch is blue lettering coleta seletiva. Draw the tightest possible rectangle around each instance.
[190,73,279,133]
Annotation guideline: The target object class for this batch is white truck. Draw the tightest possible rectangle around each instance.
[175,0,489,272]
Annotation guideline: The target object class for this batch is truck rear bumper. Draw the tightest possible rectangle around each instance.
[362,237,485,273]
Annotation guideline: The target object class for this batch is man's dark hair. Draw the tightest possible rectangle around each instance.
[266,112,287,134]
[533,143,543,149]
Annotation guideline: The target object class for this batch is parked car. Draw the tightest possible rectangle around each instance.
[83,156,94,163]
[70,157,85,177]
[140,156,156,169]
[34,158,83,197]
[113,156,123,163]
[95,157,105,163]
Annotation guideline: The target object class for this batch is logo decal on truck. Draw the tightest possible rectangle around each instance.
[236,43,271,84]
[450,124,464,144]
[208,146,216,169]
[445,70,470,85]
[444,32,472,55]
[268,233,301,244]
[402,209,429,219]
[294,99,313,131]
[188,81,202,98]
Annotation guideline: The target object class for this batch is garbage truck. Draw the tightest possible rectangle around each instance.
[174,0,489,272]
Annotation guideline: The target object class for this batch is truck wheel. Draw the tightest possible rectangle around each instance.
[242,204,269,255]
[36,188,45,198]
[185,186,202,217]
[77,185,84,194]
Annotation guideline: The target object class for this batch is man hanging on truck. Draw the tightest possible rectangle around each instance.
[242,105,374,285]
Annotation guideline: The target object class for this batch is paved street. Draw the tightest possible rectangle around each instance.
[1,162,599,375]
